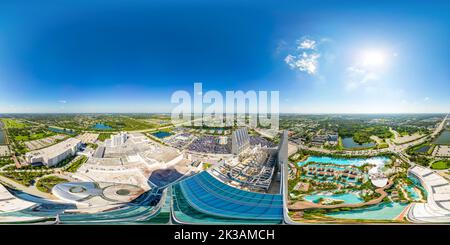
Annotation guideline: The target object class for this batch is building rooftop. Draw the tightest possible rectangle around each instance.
[26,137,81,160]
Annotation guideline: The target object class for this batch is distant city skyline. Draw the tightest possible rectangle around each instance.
[0,0,449,113]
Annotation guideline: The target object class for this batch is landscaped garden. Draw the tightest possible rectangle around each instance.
[65,156,87,173]
[0,171,48,186]
[36,176,69,193]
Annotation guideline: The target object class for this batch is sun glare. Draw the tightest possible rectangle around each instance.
[361,50,386,67]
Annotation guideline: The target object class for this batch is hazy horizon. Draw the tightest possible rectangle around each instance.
[0,112,449,115]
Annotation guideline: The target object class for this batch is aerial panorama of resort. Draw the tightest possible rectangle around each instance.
[1,0,450,230]
[0,114,449,224]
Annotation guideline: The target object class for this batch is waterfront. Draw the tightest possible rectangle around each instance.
[415,145,431,153]
[93,123,113,130]
[48,127,76,135]
[342,137,376,149]
[433,130,450,145]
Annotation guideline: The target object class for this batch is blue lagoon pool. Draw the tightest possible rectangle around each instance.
[298,156,390,167]
[304,192,363,204]
[326,202,407,220]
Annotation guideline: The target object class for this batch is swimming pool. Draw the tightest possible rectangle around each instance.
[404,185,421,201]
[407,173,427,200]
[326,202,407,220]
[298,156,390,167]
[304,192,363,204]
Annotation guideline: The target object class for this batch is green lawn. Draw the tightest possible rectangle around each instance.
[14,132,55,142]
[0,118,27,129]
[431,160,450,170]
[36,176,69,193]
[98,133,112,141]
[65,156,87,173]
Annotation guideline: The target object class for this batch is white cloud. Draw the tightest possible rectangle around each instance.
[284,53,320,75]
[284,37,322,75]
[58,100,67,104]
[297,38,316,50]
[424,97,430,102]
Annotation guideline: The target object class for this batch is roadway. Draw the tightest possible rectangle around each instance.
[291,115,448,159]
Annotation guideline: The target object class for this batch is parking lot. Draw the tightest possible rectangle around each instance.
[0,145,10,157]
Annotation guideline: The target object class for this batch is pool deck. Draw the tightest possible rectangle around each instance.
[288,178,394,210]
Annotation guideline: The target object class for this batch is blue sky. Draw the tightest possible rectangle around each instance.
[0,0,449,113]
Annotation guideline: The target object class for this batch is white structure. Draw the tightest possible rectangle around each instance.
[278,131,288,168]
[25,138,81,167]
[231,128,250,155]
[52,182,144,208]
[407,165,450,223]
[0,183,44,223]
[369,165,389,188]
[218,136,228,145]
[77,132,192,190]
[106,132,128,147]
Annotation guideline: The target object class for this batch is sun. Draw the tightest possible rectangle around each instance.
[361,50,386,67]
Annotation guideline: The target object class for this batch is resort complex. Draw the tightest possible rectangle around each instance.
[0,114,288,224]
[0,114,449,224]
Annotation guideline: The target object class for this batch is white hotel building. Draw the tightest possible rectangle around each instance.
[25,138,82,167]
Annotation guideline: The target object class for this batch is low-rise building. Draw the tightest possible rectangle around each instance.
[25,138,81,167]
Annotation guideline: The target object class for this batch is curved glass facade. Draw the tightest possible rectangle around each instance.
[173,171,283,223]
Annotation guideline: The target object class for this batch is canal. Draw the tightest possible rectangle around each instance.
[434,130,450,145]
[0,121,6,144]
